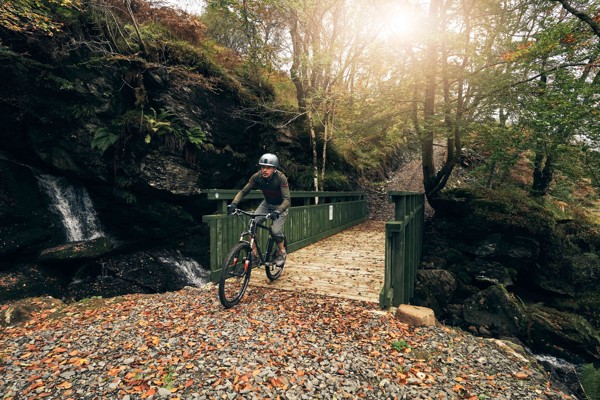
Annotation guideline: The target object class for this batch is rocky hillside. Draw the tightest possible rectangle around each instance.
[0,2,355,302]
[369,153,600,370]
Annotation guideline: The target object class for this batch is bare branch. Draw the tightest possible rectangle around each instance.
[551,0,600,39]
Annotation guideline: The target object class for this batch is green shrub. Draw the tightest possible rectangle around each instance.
[391,340,411,351]
[323,171,353,192]
[91,128,119,155]
[581,363,600,400]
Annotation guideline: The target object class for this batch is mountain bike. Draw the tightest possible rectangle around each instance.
[218,208,287,308]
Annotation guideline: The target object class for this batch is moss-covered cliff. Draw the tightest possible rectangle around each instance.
[0,1,356,301]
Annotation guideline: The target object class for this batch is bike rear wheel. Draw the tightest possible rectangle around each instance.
[265,237,287,281]
[219,242,252,308]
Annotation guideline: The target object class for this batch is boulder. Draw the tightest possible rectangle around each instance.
[395,304,436,327]
[38,237,116,263]
[98,249,208,293]
[534,253,600,296]
[462,284,528,337]
[0,296,64,326]
[413,269,456,316]
[139,151,201,196]
[467,260,515,288]
[526,303,600,364]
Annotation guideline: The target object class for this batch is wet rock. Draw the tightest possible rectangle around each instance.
[468,260,515,287]
[0,159,63,258]
[525,304,600,363]
[139,151,202,196]
[38,237,116,263]
[462,284,528,337]
[413,269,456,316]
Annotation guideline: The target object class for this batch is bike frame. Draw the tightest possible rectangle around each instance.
[218,208,286,308]
[236,210,277,268]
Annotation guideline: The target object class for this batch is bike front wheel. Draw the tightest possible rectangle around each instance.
[219,242,252,308]
[265,238,287,281]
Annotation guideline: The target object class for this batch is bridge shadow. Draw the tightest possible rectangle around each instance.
[250,220,385,304]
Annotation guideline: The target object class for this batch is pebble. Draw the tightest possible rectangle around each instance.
[0,286,577,399]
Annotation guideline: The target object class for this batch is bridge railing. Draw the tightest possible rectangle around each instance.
[202,189,368,282]
[380,191,425,308]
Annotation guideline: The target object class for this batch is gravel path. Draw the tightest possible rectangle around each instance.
[0,285,575,399]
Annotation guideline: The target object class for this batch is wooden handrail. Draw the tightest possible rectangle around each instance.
[205,189,365,200]
[205,189,366,213]
[202,190,368,282]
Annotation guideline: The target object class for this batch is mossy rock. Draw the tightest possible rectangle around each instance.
[38,237,115,263]
[462,284,528,337]
[533,253,600,296]
[526,303,600,363]
[434,188,571,263]
[547,292,600,330]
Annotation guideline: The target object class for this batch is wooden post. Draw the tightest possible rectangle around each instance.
[381,192,425,308]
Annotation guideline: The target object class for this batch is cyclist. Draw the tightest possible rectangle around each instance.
[227,153,290,266]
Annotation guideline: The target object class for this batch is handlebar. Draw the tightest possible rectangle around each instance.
[230,208,271,219]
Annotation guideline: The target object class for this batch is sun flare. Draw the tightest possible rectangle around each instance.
[374,2,423,41]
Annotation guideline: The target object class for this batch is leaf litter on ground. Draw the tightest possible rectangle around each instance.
[0,285,575,399]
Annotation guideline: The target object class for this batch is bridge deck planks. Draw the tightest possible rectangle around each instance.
[250,220,385,304]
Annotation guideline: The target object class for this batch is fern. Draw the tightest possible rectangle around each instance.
[113,188,137,204]
[144,108,174,143]
[71,104,96,119]
[185,126,207,148]
[91,128,119,154]
[581,364,600,400]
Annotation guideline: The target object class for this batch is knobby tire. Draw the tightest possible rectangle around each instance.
[218,242,252,308]
[265,238,287,281]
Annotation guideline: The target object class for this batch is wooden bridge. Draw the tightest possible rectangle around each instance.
[202,190,424,308]
[251,220,386,303]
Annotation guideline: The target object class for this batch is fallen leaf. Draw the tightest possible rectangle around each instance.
[515,371,529,380]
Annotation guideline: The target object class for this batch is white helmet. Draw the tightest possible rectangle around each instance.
[258,153,279,168]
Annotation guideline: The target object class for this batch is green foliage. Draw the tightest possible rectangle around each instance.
[113,188,136,204]
[0,0,80,35]
[468,122,529,190]
[142,108,207,151]
[91,128,119,155]
[157,39,209,69]
[581,363,600,400]
[323,171,353,192]
[71,104,96,119]
[391,340,411,352]
[141,23,222,73]
[441,187,558,237]
[186,127,207,147]
[144,108,174,143]
[285,166,315,191]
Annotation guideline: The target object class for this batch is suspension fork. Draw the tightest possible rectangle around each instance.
[265,238,275,263]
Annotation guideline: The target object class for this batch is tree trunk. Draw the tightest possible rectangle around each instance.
[321,117,329,188]
[289,13,306,111]
[307,109,320,193]
[531,152,553,197]
[124,0,146,54]
[421,0,440,203]
[321,104,335,188]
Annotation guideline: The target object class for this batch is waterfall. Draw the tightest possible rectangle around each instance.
[159,252,208,287]
[37,174,105,242]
